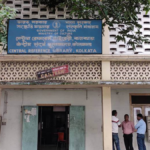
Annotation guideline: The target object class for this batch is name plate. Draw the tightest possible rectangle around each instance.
[8,20,102,54]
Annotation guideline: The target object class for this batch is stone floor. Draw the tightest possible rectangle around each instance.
[38,145,66,150]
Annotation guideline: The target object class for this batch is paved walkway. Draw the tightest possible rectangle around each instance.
[39,145,66,150]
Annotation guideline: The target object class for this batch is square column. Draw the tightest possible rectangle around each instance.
[102,25,110,54]
[102,61,110,80]
[0,89,2,116]
[102,87,112,150]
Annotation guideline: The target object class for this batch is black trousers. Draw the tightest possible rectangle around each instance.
[123,133,134,150]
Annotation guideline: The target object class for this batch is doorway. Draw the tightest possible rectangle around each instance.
[22,105,85,150]
[38,106,69,150]
[130,94,150,124]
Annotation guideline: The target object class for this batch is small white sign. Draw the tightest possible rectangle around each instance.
[134,107,142,125]
[31,108,37,116]
[145,107,150,116]
[27,115,30,122]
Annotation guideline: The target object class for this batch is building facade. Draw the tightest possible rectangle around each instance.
[0,1,150,150]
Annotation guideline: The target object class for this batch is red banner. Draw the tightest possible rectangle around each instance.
[52,65,69,76]
[36,65,69,80]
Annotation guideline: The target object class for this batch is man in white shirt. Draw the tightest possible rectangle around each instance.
[112,110,121,150]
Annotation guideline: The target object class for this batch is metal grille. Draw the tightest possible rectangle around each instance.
[0,61,101,81]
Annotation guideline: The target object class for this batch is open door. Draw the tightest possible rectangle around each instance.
[22,106,38,150]
[69,106,85,150]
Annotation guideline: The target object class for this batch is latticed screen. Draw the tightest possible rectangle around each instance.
[109,12,150,54]
[0,61,101,81]
[111,61,150,80]
[6,0,77,19]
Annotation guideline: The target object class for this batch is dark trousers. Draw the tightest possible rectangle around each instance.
[137,133,146,150]
[123,133,134,150]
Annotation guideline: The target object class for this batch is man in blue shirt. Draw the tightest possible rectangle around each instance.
[135,114,146,150]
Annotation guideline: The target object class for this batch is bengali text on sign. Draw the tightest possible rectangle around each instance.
[8,20,102,54]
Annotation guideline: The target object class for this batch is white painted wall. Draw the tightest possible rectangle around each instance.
[0,88,103,150]
[112,88,150,150]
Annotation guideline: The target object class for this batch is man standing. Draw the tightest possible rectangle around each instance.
[135,114,146,150]
[112,110,121,150]
[122,114,134,150]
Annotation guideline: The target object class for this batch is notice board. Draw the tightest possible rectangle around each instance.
[7,20,102,54]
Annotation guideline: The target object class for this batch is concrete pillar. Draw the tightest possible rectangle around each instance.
[102,61,110,80]
[102,25,110,54]
[102,86,112,150]
[0,89,2,116]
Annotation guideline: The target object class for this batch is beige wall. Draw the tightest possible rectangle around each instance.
[2,87,150,150]
[112,88,150,150]
[0,88,103,150]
